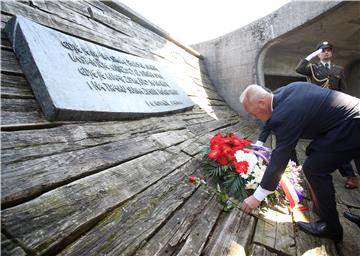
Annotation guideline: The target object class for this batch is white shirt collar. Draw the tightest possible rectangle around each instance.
[321,61,331,67]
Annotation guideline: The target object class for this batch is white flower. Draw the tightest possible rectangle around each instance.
[235,150,265,182]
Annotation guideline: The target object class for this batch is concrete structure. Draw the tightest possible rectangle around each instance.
[193,1,360,116]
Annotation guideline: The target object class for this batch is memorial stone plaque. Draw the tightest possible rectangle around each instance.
[5,16,194,121]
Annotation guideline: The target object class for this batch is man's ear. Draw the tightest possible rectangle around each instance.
[257,96,266,108]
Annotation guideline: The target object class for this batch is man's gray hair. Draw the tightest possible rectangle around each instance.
[240,84,268,104]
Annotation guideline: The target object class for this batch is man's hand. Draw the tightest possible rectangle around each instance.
[305,48,323,61]
[241,195,261,214]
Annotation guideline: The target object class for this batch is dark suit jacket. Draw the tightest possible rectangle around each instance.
[260,82,360,191]
[295,59,347,92]
[258,122,271,143]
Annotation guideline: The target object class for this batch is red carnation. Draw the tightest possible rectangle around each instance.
[218,155,229,166]
[235,161,249,174]
[223,137,233,145]
[222,145,233,155]
[208,149,221,160]
[188,176,198,184]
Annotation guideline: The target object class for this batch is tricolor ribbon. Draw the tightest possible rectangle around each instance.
[279,175,302,209]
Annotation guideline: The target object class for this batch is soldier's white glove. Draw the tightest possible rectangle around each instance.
[255,140,264,146]
[305,48,323,61]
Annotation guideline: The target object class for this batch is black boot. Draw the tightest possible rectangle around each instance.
[344,212,360,228]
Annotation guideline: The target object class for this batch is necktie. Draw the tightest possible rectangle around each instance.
[325,63,329,69]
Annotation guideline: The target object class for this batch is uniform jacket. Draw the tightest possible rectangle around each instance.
[260,82,360,191]
[296,59,347,92]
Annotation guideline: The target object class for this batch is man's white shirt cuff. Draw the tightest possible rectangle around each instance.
[253,185,273,201]
[255,141,264,146]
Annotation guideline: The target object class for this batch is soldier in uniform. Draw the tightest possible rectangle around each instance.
[295,41,358,189]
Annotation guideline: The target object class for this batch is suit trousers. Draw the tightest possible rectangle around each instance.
[302,149,360,235]
[338,162,356,177]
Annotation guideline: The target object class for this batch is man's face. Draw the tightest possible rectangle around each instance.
[318,48,333,61]
[243,98,268,122]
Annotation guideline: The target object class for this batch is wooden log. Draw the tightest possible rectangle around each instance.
[1,129,193,207]
[1,148,191,255]
[1,48,23,74]
[1,111,51,128]
[131,191,217,256]
[202,209,255,256]
[248,244,277,256]
[253,207,296,256]
[60,159,212,255]
[1,110,245,167]
[1,73,33,98]
[1,233,27,256]
[1,29,10,44]
[1,114,189,162]
[1,1,147,57]
[30,0,133,38]
[173,197,221,256]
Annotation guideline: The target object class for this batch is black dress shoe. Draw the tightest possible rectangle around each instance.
[297,221,343,243]
[344,212,360,228]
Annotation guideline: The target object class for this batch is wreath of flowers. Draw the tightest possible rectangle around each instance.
[198,132,303,211]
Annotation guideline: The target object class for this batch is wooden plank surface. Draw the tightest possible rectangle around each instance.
[1,129,193,206]
[2,148,191,254]
[202,209,255,256]
[248,244,277,256]
[131,191,219,256]
[59,158,204,255]
[174,197,221,256]
[253,207,296,256]
[1,233,27,256]
[1,73,33,98]
[1,48,23,74]
[1,1,146,57]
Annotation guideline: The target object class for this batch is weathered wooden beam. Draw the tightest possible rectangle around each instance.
[1,129,193,207]
[1,233,27,256]
[248,243,278,256]
[202,209,255,256]
[1,0,146,57]
[1,148,191,254]
[1,73,33,98]
[1,49,23,74]
[253,207,296,256]
[135,195,221,256]
[59,158,208,255]
[173,197,221,256]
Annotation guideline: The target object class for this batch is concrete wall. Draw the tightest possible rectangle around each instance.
[192,1,355,116]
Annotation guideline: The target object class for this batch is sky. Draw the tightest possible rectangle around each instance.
[119,0,291,45]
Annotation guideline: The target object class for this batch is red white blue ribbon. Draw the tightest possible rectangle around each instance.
[279,176,302,209]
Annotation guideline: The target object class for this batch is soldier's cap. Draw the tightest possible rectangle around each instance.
[316,41,333,50]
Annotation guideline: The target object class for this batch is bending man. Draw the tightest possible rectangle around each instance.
[239,82,360,243]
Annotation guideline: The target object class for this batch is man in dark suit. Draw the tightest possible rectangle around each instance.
[239,82,360,242]
[295,41,358,189]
